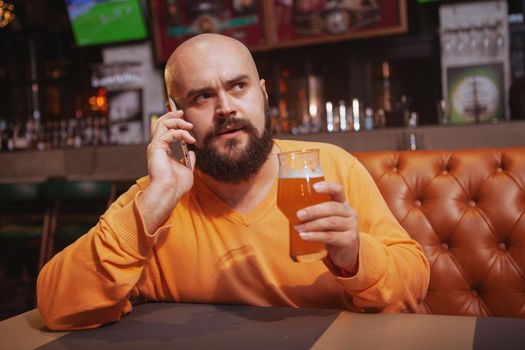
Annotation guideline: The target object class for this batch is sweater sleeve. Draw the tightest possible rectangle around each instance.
[36,178,163,330]
[332,160,430,313]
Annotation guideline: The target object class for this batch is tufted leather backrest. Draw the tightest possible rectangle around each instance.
[354,147,525,318]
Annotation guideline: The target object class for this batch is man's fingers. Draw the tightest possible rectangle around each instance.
[151,111,189,137]
[157,117,193,130]
[313,181,346,203]
[295,215,349,233]
[153,118,194,143]
[156,129,195,145]
[297,230,354,248]
[297,201,355,222]
[151,111,180,135]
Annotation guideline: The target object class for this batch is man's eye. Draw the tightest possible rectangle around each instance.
[194,93,211,102]
[233,82,245,91]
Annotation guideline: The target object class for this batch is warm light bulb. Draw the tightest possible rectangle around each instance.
[96,96,107,109]
[0,1,15,28]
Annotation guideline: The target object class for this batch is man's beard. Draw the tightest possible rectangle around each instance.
[190,105,273,184]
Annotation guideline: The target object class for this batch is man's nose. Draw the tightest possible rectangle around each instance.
[215,92,236,119]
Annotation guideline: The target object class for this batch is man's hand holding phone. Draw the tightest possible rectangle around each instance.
[137,100,196,236]
[168,97,193,171]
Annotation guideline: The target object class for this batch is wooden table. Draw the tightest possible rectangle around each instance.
[0,303,523,349]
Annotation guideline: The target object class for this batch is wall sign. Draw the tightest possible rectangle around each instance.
[440,1,510,123]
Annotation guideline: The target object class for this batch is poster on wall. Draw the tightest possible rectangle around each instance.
[447,63,505,123]
[150,0,268,62]
[440,1,510,123]
[271,0,407,47]
[150,0,408,62]
[108,89,144,145]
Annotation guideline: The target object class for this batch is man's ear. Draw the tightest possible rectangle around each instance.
[259,79,268,100]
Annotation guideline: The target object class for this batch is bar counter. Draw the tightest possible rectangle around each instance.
[1,121,524,183]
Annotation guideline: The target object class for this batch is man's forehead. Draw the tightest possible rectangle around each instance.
[182,43,253,71]
[177,66,245,90]
[174,54,255,91]
[166,34,259,93]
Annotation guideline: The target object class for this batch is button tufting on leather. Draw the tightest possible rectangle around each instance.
[353,148,525,318]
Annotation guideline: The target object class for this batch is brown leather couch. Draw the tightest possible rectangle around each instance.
[354,147,525,318]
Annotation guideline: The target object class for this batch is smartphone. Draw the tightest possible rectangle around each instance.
[167,96,192,170]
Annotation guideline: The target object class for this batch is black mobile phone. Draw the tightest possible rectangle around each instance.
[167,96,192,170]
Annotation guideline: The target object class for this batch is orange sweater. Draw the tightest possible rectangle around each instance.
[37,139,429,330]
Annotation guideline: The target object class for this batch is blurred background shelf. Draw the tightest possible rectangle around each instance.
[1,120,524,184]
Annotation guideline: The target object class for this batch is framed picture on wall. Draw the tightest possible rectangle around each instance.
[150,0,269,62]
[108,89,144,145]
[446,63,505,124]
[268,0,408,48]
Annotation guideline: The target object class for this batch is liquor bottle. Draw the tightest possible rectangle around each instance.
[364,107,374,130]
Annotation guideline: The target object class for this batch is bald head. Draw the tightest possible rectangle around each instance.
[165,34,260,99]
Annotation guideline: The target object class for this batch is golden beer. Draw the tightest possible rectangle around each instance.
[277,149,330,262]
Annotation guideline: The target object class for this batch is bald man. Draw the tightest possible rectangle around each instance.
[37,34,430,331]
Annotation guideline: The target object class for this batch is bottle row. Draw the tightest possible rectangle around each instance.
[1,96,430,152]
[0,115,111,152]
[271,97,423,136]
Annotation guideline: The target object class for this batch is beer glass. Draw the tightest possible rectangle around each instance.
[277,149,330,262]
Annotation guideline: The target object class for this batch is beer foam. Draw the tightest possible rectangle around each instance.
[279,168,324,179]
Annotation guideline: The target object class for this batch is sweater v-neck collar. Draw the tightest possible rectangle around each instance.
[190,140,291,226]
[192,173,278,227]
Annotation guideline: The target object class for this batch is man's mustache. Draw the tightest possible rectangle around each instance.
[211,117,257,136]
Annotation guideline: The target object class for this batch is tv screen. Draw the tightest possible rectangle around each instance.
[65,0,148,47]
